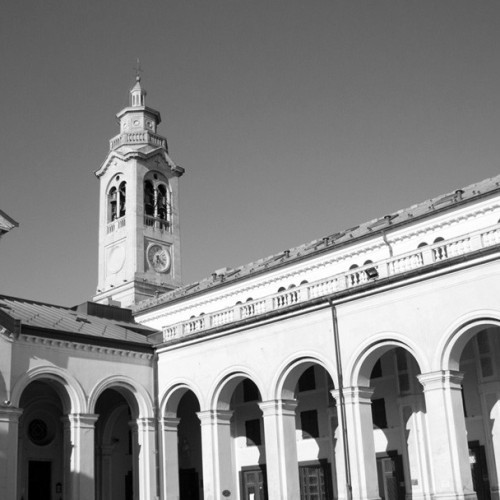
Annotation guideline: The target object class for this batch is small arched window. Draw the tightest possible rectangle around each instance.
[418,242,428,248]
[107,176,126,222]
[144,174,172,231]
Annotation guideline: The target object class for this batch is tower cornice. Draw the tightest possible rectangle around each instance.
[95,150,184,178]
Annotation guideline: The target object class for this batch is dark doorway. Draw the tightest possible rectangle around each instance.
[241,467,267,500]
[376,453,405,500]
[28,461,51,500]
[469,441,491,500]
[179,468,200,500]
[299,461,333,500]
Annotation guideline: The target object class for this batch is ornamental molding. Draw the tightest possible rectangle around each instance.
[95,149,180,179]
[19,335,153,360]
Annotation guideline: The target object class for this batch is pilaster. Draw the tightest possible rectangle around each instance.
[0,406,23,500]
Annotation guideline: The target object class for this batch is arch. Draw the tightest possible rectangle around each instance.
[346,333,429,387]
[210,368,265,411]
[437,310,500,372]
[11,365,86,414]
[273,353,336,401]
[160,380,204,417]
[88,375,154,419]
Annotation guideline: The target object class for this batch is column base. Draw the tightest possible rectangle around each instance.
[431,493,477,500]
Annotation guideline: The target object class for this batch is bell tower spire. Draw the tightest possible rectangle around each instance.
[93,73,184,308]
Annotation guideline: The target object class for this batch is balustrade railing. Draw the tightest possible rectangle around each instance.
[107,217,126,234]
[158,223,500,343]
[144,215,170,232]
[110,132,167,150]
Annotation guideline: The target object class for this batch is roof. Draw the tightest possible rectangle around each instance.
[0,295,156,348]
[0,210,18,233]
[135,172,500,313]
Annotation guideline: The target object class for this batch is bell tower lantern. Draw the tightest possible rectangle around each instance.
[93,76,184,307]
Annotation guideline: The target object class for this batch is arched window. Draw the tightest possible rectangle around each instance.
[107,176,126,222]
[144,181,154,216]
[119,182,126,218]
[143,174,172,231]
[418,242,428,248]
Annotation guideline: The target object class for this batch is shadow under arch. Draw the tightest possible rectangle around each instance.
[274,355,336,400]
[439,316,500,371]
[88,375,154,419]
[11,365,86,414]
[347,334,429,387]
[161,381,203,417]
[210,368,265,411]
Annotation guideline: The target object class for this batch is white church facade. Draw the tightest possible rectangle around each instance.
[2,79,500,500]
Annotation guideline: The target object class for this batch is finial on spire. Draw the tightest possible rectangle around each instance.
[134,58,143,82]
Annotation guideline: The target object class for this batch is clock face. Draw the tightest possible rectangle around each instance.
[147,245,171,273]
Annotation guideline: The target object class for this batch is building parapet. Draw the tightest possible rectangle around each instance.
[149,222,500,345]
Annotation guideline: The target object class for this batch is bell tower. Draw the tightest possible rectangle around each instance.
[93,75,184,307]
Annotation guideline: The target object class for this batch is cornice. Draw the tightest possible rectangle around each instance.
[95,149,183,178]
[19,334,153,360]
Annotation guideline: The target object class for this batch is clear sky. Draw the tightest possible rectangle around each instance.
[1,1,500,306]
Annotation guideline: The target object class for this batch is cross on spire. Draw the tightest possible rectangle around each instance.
[134,58,143,82]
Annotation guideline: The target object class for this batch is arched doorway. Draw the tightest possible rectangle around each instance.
[95,388,138,500]
[177,390,202,500]
[280,361,337,500]
[354,343,428,500]
[455,324,500,500]
[162,386,203,500]
[212,374,266,500]
[18,380,69,500]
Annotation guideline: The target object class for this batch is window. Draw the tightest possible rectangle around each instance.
[300,410,319,439]
[477,330,494,378]
[371,398,387,428]
[396,348,411,394]
[107,176,126,222]
[298,367,316,392]
[144,175,172,231]
[370,359,382,379]
[245,419,262,446]
[243,380,260,402]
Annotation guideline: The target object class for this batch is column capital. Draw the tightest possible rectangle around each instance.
[160,416,181,431]
[418,370,464,391]
[130,417,156,432]
[0,406,23,422]
[65,413,99,428]
[258,399,298,417]
[196,409,233,426]
[334,386,375,405]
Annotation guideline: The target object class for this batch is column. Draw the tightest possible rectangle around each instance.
[418,371,476,500]
[342,386,379,500]
[259,399,300,500]
[197,410,234,500]
[160,416,181,500]
[132,417,158,500]
[99,444,116,500]
[330,390,349,500]
[397,394,432,500]
[65,413,99,500]
[0,406,22,500]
